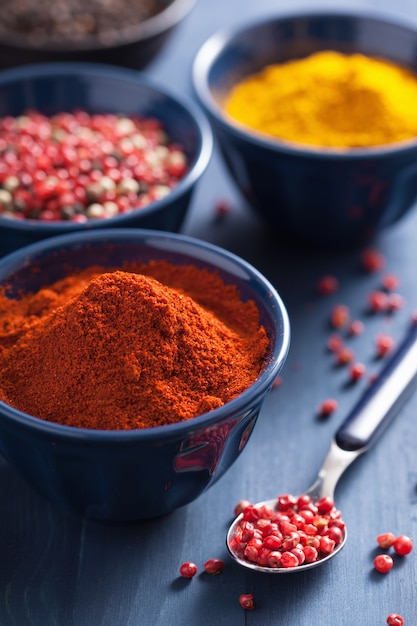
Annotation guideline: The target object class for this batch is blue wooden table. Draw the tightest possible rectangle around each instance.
[1,0,417,624]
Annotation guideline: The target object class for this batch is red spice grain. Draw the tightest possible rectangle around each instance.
[203,558,224,575]
[387,614,405,626]
[330,304,350,329]
[214,199,232,219]
[375,334,395,358]
[179,562,198,578]
[234,499,251,517]
[376,532,396,549]
[393,535,413,556]
[239,594,255,610]
[335,347,354,366]
[326,333,344,353]
[347,320,365,337]
[373,553,394,574]
[349,362,366,381]
[318,398,338,417]
[316,274,339,296]
[387,293,405,312]
[360,248,386,273]
[368,290,389,313]
[382,273,400,291]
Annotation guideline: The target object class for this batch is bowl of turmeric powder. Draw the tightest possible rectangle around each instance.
[193,11,417,247]
[0,228,290,521]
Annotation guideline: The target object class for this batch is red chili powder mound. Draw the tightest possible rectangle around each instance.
[0,262,269,430]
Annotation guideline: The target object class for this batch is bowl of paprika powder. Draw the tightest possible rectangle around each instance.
[0,228,290,521]
[0,61,212,257]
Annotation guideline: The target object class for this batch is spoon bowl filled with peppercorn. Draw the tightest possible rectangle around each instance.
[0,61,212,258]
[227,320,417,572]
[0,228,289,522]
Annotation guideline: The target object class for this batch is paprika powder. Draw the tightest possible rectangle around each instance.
[0,261,269,430]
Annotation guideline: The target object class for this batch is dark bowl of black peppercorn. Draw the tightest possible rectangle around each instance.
[0,0,196,70]
[0,61,212,257]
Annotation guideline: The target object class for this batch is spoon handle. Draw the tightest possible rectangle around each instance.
[335,321,417,452]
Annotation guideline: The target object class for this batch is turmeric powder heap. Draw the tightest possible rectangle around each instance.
[224,50,417,148]
[0,262,269,430]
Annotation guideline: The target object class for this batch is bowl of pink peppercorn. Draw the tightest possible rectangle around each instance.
[0,61,212,257]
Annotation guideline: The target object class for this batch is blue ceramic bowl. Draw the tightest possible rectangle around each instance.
[193,10,417,247]
[0,62,212,258]
[0,0,196,70]
[0,229,290,521]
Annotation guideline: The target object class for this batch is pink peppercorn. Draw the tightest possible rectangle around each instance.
[387,614,405,626]
[179,561,198,578]
[335,347,354,366]
[360,248,386,273]
[368,290,389,313]
[347,320,365,337]
[203,558,224,575]
[318,398,338,417]
[376,532,396,549]
[373,554,394,574]
[239,594,254,610]
[382,273,400,291]
[349,362,366,381]
[393,535,413,556]
[330,304,350,329]
[327,333,344,352]
[316,274,339,296]
[375,334,395,358]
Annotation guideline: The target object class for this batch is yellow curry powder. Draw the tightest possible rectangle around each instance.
[224,50,417,148]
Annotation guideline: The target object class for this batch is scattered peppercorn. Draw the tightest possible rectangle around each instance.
[349,362,366,381]
[0,110,188,222]
[179,562,198,579]
[203,558,224,575]
[375,334,395,358]
[361,248,386,273]
[318,398,338,417]
[387,613,405,625]
[316,274,339,296]
[239,594,255,610]
[392,535,413,556]
[347,320,365,337]
[326,333,344,352]
[330,304,350,329]
[382,273,400,291]
[376,532,396,549]
[368,290,389,313]
[335,347,354,366]
[373,553,394,574]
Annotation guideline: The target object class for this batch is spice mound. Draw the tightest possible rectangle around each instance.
[224,50,417,148]
[0,264,269,430]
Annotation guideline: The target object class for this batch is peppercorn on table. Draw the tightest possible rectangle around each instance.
[0,0,417,624]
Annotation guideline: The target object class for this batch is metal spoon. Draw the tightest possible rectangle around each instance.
[227,320,417,573]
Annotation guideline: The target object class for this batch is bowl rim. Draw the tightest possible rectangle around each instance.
[0,228,290,440]
[0,0,197,52]
[192,7,417,160]
[0,61,213,232]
